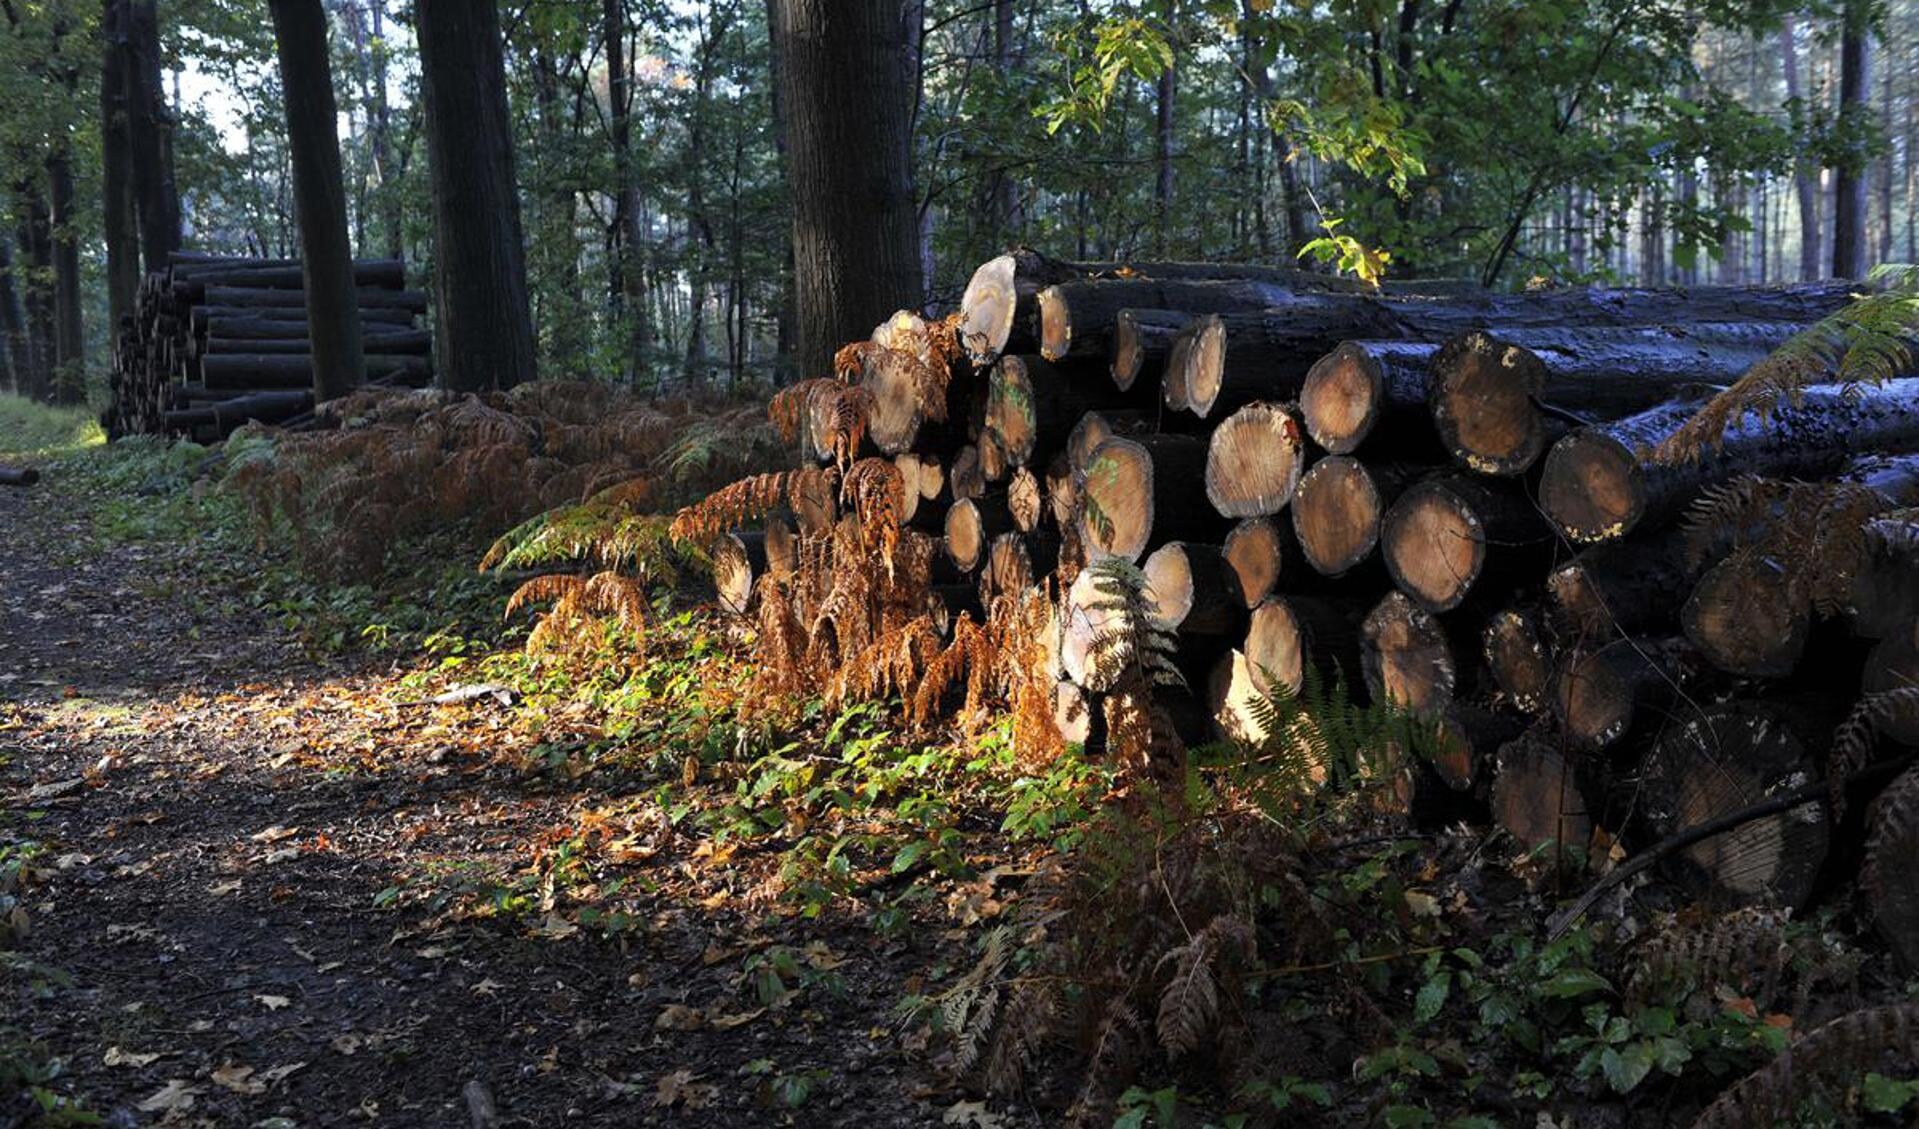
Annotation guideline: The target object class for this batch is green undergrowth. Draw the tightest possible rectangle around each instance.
[0,395,103,463]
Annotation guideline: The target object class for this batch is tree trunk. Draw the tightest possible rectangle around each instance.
[20,187,55,401]
[126,0,181,273]
[1781,18,1824,281]
[605,0,649,384]
[269,0,366,403]
[46,154,84,404]
[1832,0,1871,279]
[1152,10,1175,257]
[772,0,924,378]
[415,0,537,391]
[0,233,29,395]
[101,0,140,334]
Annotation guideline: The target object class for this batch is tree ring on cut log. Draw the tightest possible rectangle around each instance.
[1300,343,1381,454]
[1428,332,1548,475]
[1640,707,1829,909]
[1682,555,1809,678]
[1382,480,1487,613]
[945,499,990,573]
[1292,456,1381,576]
[1180,316,1231,419]
[1361,592,1454,716]
[1223,518,1283,608]
[1244,597,1306,698]
[986,357,1039,466]
[1539,430,1641,542]
[1483,609,1552,714]
[1036,284,1074,360]
[959,253,1019,362]
[1008,466,1044,533]
[1204,402,1307,518]
[712,533,758,615]
[1053,680,1097,747]
[860,347,927,454]
[1078,436,1152,562]
[1492,732,1592,860]
[1142,543,1195,632]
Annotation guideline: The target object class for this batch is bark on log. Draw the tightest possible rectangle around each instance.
[1539,378,1919,543]
[1864,766,1919,972]
[1300,340,1437,455]
[1077,434,1222,562]
[1849,520,1919,640]
[1639,701,1833,909]
[203,313,412,339]
[1381,474,1550,613]
[200,353,431,389]
[171,258,405,291]
[1141,542,1246,637]
[1222,517,1285,609]
[1204,402,1309,518]
[191,307,417,333]
[201,330,432,356]
[1483,606,1556,716]
[162,389,313,432]
[201,284,428,311]
[1042,278,1329,365]
[1067,410,1152,477]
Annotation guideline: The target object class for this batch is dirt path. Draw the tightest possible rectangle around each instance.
[0,477,972,1127]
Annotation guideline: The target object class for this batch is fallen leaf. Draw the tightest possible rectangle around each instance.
[136,1080,201,1114]
[250,825,299,844]
[654,1068,717,1108]
[260,1062,307,1085]
[655,1004,704,1031]
[330,1034,363,1056]
[802,941,846,970]
[534,912,578,940]
[471,978,503,996]
[709,1008,764,1030]
[1404,890,1442,918]
[255,994,292,1011]
[944,1100,1007,1127]
[103,1046,161,1067]
[25,777,85,803]
[212,1063,265,1094]
[262,847,299,864]
[208,879,242,896]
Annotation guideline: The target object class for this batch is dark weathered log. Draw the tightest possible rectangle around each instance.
[203,313,411,339]
[1682,554,1811,678]
[200,329,432,356]
[1361,591,1456,718]
[1007,465,1044,533]
[1554,637,1703,752]
[1077,433,1222,562]
[162,389,313,432]
[1042,278,1332,365]
[1864,766,1919,972]
[200,353,431,389]
[1426,704,1527,794]
[201,284,429,311]
[1639,701,1833,910]
[1540,378,1919,543]
[1381,474,1551,614]
[1142,542,1247,638]
[986,355,1154,468]
[1861,623,1919,746]
[171,257,406,291]
[1110,308,1190,391]
[1222,517,1285,609]
[944,496,1015,573]
[1492,727,1594,864]
[192,305,418,332]
[1547,528,1697,643]
[713,531,769,615]
[0,466,41,487]
[1483,606,1556,716]
[949,445,985,502]
[1849,520,1919,640]
[1290,458,1419,578]
[1204,401,1309,519]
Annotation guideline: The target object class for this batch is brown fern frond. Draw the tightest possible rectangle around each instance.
[505,573,584,620]
[1829,688,1919,817]
[1153,916,1255,1058]
[834,340,881,380]
[1692,1002,1919,1129]
[669,471,791,544]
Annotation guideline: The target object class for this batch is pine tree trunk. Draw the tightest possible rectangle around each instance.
[269,0,366,403]
[46,153,84,404]
[100,0,140,335]
[415,0,537,391]
[772,0,924,378]
[1781,18,1824,281]
[126,0,181,274]
[1832,0,1871,279]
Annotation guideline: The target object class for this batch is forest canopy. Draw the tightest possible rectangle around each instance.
[0,0,1912,400]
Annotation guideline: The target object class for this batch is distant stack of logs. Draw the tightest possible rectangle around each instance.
[107,251,432,441]
[715,247,1919,935]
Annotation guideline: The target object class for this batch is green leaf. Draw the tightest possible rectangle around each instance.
[1414,971,1451,1023]
[1537,968,1612,999]
[1600,1042,1656,1094]
[1383,1105,1434,1129]
[1863,1073,1919,1114]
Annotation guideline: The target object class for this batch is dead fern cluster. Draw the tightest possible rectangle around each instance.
[1692,1001,1919,1128]
[1623,907,1861,1022]
[225,382,784,579]
[506,570,650,658]
[1681,473,1897,619]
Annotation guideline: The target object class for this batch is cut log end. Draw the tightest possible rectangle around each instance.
[1180,315,1230,419]
[1642,706,1830,910]
[1483,609,1553,715]
[712,533,757,615]
[1540,431,1640,543]
[945,499,989,573]
[1429,332,1549,475]
[1078,437,1152,562]
[862,348,926,455]
[983,533,1035,599]
[1223,518,1283,609]
[1382,480,1487,613]
[950,445,985,501]
[1053,680,1099,747]
[1204,402,1307,519]
[1008,466,1044,533]
[1291,456,1381,576]
[1492,730,1593,861]
[1361,591,1455,716]
[1682,555,1809,678]
[1060,566,1130,691]
[1243,597,1307,699]
[1142,543,1195,632]
[986,357,1039,466]
[1300,343,1382,455]
[959,253,1019,362]
[1036,284,1073,361]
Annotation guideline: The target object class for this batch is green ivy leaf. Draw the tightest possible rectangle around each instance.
[1414,971,1451,1023]
[1600,1042,1656,1094]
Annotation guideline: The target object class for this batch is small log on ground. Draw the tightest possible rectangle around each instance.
[1077,434,1218,562]
[1639,702,1832,910]
[1142,542,1247,637]
[0,466,42,487]
[944,496,1015,574]
[1682,554,1811,678]
[1539,378,1919,544]
[1361,591,1456,717]
[1492,728,1595,863]
[1204,402,1309,519]
[1222,517,1285,609]
[162,389,314,432]
[712,532,769,615]
[1547,528,1697,643]
[1381,474,1549,614]
[1482,607,1555,716]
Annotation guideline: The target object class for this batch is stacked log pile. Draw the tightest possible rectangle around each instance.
[708,248,1919,935]
[107,251,432,441]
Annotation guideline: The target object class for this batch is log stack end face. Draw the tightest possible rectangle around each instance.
[1300,343,1379,454]
[1182,316,1230,419]
[1429,333,1548,475]
[1079,436,1152,563]
[1382,480,1486,613]
[1540,430,1641,542]
[959,253,1019,363]
[1205,402,1307,519]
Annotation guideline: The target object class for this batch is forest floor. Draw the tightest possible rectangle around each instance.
[0,421,1018,1127]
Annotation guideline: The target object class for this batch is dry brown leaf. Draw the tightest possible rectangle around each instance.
[103,1046,161,1068]
[655,1004,704,1031]
[136,1080,201,1114]
[654,1068,717,1109]
[212,1063,265,1094]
